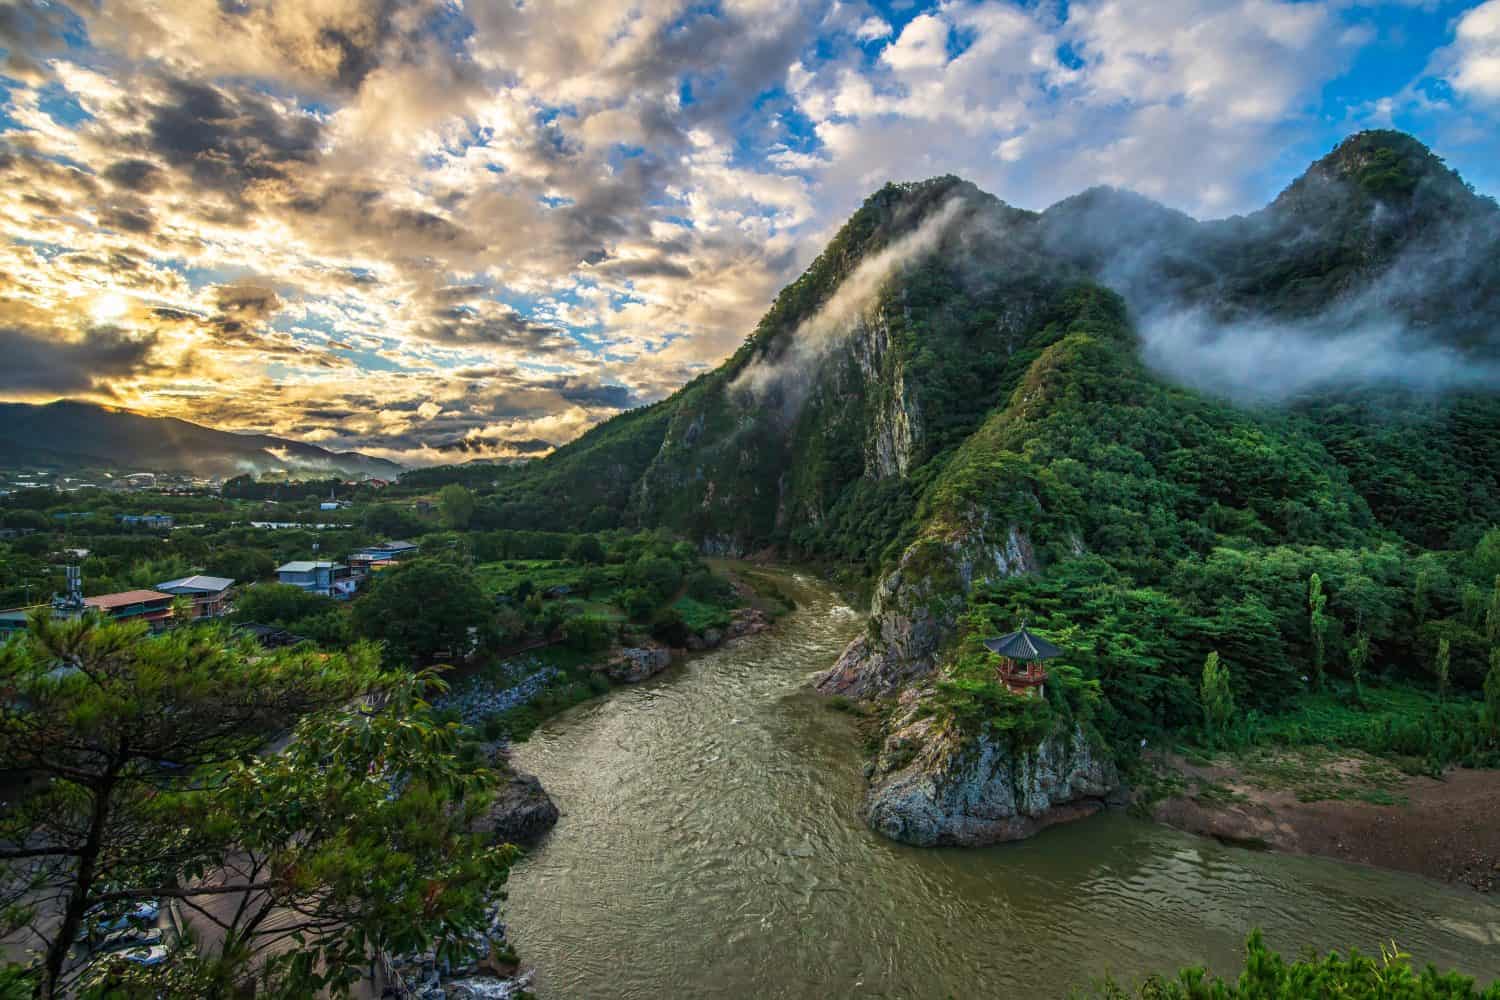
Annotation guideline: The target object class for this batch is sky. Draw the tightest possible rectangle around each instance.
[1,0,1498,466]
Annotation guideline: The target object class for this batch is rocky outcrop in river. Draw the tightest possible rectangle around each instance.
[605,641,673,683]
[477,769,560,846]
[864,689,1120,847]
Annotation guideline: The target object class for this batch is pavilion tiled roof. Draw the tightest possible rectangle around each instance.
[982,626,1065,661]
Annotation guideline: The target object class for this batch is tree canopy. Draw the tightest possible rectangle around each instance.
[352,557,492,665]
[0,613,514,998]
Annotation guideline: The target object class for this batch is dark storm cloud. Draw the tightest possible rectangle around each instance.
[543,378,635,409]
[435,435,552,455]
[0,326,158,394]
[103,159,165,192]
[416,303,575,353]
[145,78,323,197]
[99,200,157,234]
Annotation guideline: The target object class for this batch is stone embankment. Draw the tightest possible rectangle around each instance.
[434,655,560,726]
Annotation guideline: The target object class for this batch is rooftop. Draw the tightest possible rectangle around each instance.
[983,626,1065,661]
[156,574,235,593]
[277,561,340,573]
[85,590,172,611]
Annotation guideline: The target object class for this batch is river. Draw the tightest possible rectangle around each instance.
[506,570,1500,998]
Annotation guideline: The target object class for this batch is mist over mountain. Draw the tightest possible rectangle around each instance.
[1039,131,1500,400]
[438,131,1497,571]
[0,400,402,479]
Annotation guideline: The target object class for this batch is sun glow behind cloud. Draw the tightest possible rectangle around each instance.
[0,0,1495,465]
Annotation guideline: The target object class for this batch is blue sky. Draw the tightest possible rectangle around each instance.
[0,0,1497,464]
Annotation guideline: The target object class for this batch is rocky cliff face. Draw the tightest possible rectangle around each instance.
[815,514,1039,698]
[864,688,1120,847]
[850,310,923,480]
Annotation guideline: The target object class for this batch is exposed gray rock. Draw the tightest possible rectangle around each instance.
[725,607,771,640]
[815,516,1038,698]
[432,654,560,725]
[605,642,673,683]
[476,770,559,846]
[850,310,923,479]
[864,689,1119,847]
[443,972,533,999]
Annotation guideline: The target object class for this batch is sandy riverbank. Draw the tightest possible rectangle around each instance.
[1147,752,1500,892]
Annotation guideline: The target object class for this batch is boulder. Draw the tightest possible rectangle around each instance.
[605,642,673,683]
[477,771,559,846]
[864,689,1119,847]
[724,607,770,640]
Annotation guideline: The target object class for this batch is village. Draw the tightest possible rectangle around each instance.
[0,467,782,992]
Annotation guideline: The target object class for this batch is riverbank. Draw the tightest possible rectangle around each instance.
[1144,750,1500,892]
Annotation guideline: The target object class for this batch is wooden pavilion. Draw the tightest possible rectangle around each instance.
[983,625,1064,698]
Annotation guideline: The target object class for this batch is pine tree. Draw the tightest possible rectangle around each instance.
[1308,573,1328,690]
[1200,651,1235,746]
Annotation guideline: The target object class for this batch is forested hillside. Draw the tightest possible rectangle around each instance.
[407,130,1500,758]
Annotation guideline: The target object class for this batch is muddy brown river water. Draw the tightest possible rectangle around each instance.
[506,570,1500,998]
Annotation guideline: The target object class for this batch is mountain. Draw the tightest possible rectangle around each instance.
[474,131,1499,555]
[0,400,402,479]
[439,131,1500,838]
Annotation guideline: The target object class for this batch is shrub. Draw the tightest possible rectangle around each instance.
[562,614,615,652]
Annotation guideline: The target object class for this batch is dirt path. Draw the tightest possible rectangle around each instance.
[1147,753,1500,892]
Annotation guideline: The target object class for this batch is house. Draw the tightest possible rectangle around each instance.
[84,590,175,631]
[155,575,235,619]
[347,540,420,575]
[0,607,35,637]
[319,501,340,511]
[119,514,174,530]
[276,560,356,598]
[0,586,177,639]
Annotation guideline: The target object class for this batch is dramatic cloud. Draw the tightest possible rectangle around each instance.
[0,0,1495,464]
[0,326,159,395]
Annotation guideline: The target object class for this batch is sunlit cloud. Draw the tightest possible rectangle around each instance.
[0,0,1495,465]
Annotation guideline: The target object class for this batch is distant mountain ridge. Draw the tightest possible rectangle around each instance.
[0,400,401,479]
